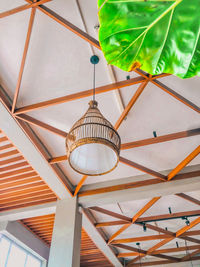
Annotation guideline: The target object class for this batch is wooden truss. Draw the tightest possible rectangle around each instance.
[0,1,200,266]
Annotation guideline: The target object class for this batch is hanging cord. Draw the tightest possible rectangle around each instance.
[185,240,193,267]
[93,63,96,101]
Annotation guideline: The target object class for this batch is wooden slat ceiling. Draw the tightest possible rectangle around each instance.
[21,214,113,267]
[0,129,57,211]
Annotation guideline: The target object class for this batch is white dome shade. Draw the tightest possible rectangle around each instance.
[69,143,118,175]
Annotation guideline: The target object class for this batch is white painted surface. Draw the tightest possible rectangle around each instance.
[48,197,82,267]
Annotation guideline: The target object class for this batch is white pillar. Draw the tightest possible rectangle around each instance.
[48,197,82,267]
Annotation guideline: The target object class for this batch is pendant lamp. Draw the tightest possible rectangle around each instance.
[66,55,121,176]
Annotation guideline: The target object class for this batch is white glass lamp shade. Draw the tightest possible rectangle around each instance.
[66,101,121,176]
[69,143,118,175]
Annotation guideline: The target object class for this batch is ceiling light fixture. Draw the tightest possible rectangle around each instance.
[66,55,121,176]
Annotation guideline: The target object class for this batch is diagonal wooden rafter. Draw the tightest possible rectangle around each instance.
[119,156,167,181]
[152,80,200,114]
[114,81,148,130]
[74,175,88,196]
[0,0,50,19]
[168,145,200,180]
[176,193,200,206]
[16,114,68,138]
[128,216,200,265]
[107,197,160,243]
[12,4,37,113]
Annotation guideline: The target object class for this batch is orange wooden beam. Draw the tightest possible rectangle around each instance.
[74,175,88,196]
[114,81,148,130]
[151,80,200,114]
[119,156,167,181]
[12,6,37,113]
[14,76,145,114]
[16,114,68,138]
[168,145,200,180]
[0,0,50,19]
[108,197,160,243]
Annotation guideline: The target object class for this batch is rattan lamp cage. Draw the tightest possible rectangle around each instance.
[66,55,121,176]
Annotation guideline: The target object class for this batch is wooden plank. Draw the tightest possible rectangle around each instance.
[0,161,29,173]
[114,81,148,130]
[118,244,200,257]
[0,167,33,179]
[0,0,50,19]
[0,150,19,159]
[113,244,179,263]
[0,177,41,191]
[74,175,88,196]
[0,144,13,151]
[176,217,200,237]
[121,128,200,150]
[12,7,36,113]
[176,193,200,206]
[119,156,167,181]
[16,114,68,138]
[89,207,131,222]
[14,77,145,114]
[36,5,100,49]
[168,145,200,180]
[0,136,8,142]
[152,80,200,113]
[111,234,172,244]
[0,156,24,166]
[96,208,200,226]
[49,155,68,164]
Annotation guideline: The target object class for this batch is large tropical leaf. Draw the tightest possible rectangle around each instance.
[98,0,200,78]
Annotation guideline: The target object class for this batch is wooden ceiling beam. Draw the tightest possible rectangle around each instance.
[128,256,200,266]
[107,197,160,243]
[151,80,200,113]
[119,156,167,181]
[114,81,148,130]
[16,114,68,138]
[48,128,200,165]
[121,128,200,150]
[113,244,179,263]
[74,175,88,196]
[176,193,200,206]
[12,6,36,113]
[0,166,33,179]
[100,210,200,231]
[36,5,100,49]
[14,76,145,114]
[79,169,200,198]
[118,244,200,257]
[128,216,200,265]
[168,145,200,180]
[89,207,131,222]
[0,0,50,19]
[111,234,172,244]
[48,155,68,164]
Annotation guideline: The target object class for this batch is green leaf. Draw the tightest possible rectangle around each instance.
[98,0,200,78]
